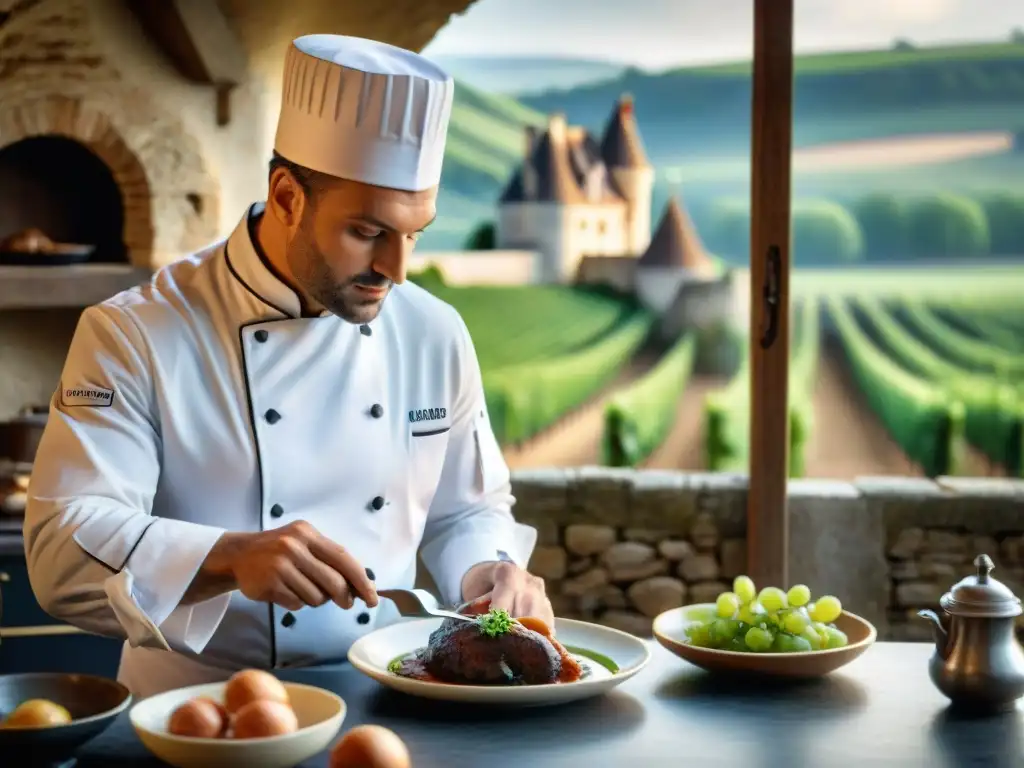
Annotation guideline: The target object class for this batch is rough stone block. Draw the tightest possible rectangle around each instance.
[690,473,747,538]
[564,524,617,557]
[677,553,719,582]
[789,485,888,631]
[511,469,571,530]
[626,470,693,533]
[528,546,567,581]
[628,576,687,618]
[567,467,632,526]
[719,538,747,578]
[658,539,695,561]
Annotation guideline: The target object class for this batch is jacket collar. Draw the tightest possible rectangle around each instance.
[223,203,330,319]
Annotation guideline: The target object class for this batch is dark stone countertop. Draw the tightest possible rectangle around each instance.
[72,642,1022,767]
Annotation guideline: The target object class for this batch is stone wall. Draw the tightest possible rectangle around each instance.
[505,469,1024,640]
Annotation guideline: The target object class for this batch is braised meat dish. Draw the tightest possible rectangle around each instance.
[390,597,584,685]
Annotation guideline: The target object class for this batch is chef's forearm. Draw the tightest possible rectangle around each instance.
[180,532,243,605]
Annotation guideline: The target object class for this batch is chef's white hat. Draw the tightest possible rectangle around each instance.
[274,35,454,192]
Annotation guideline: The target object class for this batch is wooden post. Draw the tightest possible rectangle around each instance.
[747,0,794,587]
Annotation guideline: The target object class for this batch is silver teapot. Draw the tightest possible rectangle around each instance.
[918,553,1024,713]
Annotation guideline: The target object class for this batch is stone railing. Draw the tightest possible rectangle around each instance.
[502,469,1024,640]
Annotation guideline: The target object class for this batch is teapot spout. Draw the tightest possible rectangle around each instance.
[918,609,950,659]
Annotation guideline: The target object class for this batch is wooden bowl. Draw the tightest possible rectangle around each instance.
[0,673,131,762]
[130,681,345,768]
[653,603,877,678]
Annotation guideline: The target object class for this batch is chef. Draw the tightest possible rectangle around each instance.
[23,34,549,699]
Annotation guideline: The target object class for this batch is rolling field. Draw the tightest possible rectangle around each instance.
[417,266,1024,480]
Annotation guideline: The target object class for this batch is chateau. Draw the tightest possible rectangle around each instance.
[495,95,716,308]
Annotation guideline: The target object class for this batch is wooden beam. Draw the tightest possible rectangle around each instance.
[747,0,794,588]
[126,0,248,86]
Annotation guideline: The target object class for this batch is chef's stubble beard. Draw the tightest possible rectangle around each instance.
[288,207,390,324]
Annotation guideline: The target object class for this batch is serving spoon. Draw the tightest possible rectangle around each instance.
[378,588,473,623]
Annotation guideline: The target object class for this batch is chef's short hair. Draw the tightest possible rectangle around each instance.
[268,151,333,202]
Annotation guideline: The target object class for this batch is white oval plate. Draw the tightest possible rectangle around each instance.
[348,617,651,706]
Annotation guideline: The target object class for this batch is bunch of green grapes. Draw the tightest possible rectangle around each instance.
[684,575,849,653]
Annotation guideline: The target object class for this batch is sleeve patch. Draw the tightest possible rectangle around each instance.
[61,384,115,408]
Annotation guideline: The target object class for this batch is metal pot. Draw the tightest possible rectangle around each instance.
[0,405,48,465]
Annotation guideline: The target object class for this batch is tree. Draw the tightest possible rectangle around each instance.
[791,199,865,265]
[464,221,495,250]
[852,193,908,261]
[978,192,1024,256]
[906,194,990,258]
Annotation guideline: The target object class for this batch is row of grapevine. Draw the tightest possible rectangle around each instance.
[600,334,697,468]
[826,298,967,478]
[410,270,640,372]
[895,302,1024,384]
[937,307,1024,355]
[484,312,653,445]
[702,298,821,476]
[850,299,1023,476]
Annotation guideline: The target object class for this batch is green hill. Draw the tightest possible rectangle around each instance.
[519,41,1024,160]
[428,41,1024,251]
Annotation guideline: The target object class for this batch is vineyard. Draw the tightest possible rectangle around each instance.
[411,270,1024,479]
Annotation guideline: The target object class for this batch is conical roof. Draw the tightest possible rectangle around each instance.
[599,94,650,169]
[638,197,714,275]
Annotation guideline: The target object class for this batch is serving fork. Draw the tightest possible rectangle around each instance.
[378,551,517,623]
[378,588,473,622]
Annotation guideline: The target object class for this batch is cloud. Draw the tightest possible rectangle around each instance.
[828,0,963,27]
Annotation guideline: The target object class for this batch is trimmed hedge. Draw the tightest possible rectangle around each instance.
[484,312,653,445]
[851,193,908,261]
[827,297,966,477]
[897,301,1024,383]
[601,333,697,467]
[854,299,1022,476]
[977,192,1024,256]
[791,200,865,264]
[706,198,864,265]
[905,194,990,258]
[702,298,821,476]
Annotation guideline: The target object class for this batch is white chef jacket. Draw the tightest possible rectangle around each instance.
[23,204,537,698]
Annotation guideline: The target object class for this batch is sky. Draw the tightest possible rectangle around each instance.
[424,0,1024,70]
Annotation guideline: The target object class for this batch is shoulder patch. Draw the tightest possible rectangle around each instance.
[61,385,115,408]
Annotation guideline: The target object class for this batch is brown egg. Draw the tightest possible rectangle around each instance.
[168,697,228,739]
[1,699,72,728]
[329,725,412,768]
[231,700,299,739]
[223,669,290,715]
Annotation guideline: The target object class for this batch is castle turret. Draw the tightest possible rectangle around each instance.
[599,94,654,254]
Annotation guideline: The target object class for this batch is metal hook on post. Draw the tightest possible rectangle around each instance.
[760,244,781,349]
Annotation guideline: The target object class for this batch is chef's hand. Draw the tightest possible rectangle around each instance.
[461,560,554,629]
[201,521,379,611]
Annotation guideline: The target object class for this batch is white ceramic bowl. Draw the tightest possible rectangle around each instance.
[348,616,651,706]
[130,681,345,768]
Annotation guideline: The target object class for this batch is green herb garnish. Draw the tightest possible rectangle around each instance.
[387,658,402,674]
[477,608,513,637]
